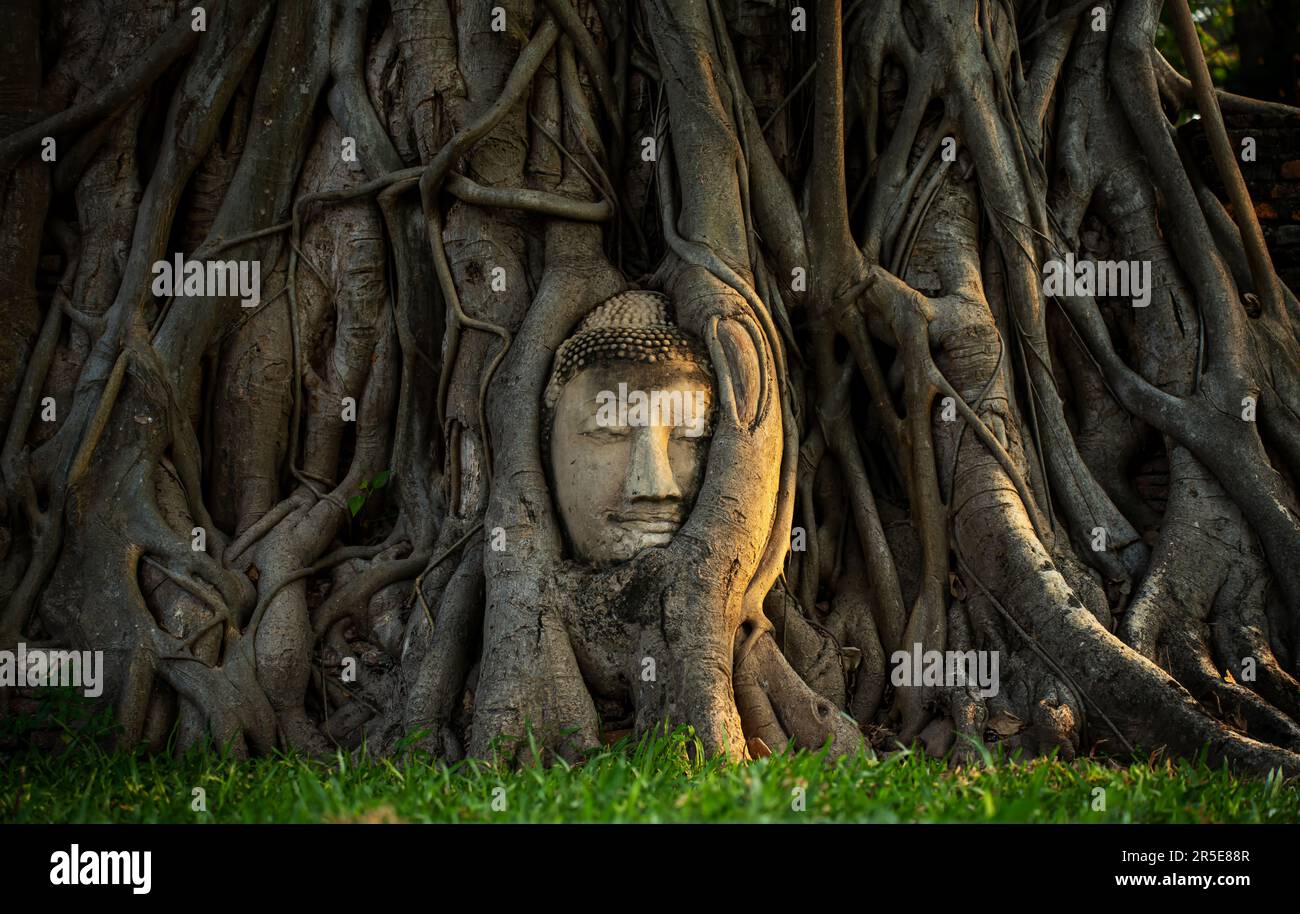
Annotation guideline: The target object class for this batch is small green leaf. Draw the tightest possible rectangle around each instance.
[371,469,391,490]
[347,494,366,517]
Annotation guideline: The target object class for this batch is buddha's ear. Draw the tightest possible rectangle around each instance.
[709,315,768,429]
[670,264,777,432]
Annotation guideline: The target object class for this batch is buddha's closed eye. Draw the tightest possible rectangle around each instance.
[580,425,631,442]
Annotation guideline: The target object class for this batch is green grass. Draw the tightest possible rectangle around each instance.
[3,713,1297,823]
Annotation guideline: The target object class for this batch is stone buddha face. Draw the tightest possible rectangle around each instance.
[544,292,714,567]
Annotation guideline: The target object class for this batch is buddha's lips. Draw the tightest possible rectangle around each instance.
[610,511,682,534]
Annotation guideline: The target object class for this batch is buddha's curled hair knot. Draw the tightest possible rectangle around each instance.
[542,290,713,420]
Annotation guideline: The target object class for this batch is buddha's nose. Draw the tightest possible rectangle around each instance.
[625,426,682,502]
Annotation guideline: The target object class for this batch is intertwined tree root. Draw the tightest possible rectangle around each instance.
[1,0,1298,777]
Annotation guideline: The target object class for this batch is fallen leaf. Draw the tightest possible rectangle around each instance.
[949,571,967,600]
[986,711,1025,737]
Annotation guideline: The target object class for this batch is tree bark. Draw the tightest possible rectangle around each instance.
[2,0,1299,775]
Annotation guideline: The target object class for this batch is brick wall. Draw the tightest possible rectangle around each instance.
[1180,111,1300,293]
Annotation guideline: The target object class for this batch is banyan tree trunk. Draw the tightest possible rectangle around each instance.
[2,0,1300,774]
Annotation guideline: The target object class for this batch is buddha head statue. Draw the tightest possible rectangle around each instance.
[543,291,715,567]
